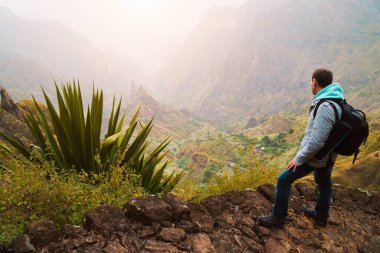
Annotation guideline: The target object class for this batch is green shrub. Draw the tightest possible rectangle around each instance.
[176,156,189,169]
[0,81,183,194]
[0,158,145,243]
[175,165,278,202]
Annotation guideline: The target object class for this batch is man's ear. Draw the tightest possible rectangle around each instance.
[312,78,319,88]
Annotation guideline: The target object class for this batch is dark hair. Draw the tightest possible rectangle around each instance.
[312,68,333,88]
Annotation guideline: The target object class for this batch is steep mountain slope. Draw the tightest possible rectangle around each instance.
[0,7,139,100]
[123,86,214,141]
[150,0,380,126]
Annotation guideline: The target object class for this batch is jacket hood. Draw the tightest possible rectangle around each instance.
[314,83,344,102]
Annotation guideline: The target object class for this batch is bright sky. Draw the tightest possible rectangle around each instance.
[0,0,247,71]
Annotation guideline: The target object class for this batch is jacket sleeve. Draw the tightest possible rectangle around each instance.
[294,103,336,166]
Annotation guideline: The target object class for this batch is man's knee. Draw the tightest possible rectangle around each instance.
[277,170,293,186]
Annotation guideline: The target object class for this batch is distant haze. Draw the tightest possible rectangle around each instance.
[0,0,246,72]
[0,0,378,127]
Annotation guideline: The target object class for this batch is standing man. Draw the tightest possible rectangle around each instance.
[258,68,344,227]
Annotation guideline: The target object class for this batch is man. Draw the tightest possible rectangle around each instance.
[258,68,344,227]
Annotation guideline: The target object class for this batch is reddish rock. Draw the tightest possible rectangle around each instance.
[190,233,216,253]
[369,193,380,212]
[215,211,235,229]
[176,219,200,234]
[200,195,226,216]
[159,227,186,243]
[125,196,172,225]
[186,203,214,233]
[237,216,255,228]
[12,234,35,253]
[84,205,129,238]
[138,225,157,239]
[141,240,179,253]
[256,226,272,238]
[103,241,129,253]
[287,227,301,240]
[24,220,60,248]
[163,193,191,222]
[209,232,241,253]
[60,225,84,239]
[295,182,315,199]
[241,189,272,212]
[223,190,246,206]
[264,238,289,253]
[241,236,264,252]
[240,225,259,241]
[77,245,103,253]
[257,184,276,202]
[63,234,105,250]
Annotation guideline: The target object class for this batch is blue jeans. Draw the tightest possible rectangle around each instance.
[272,160,334,218]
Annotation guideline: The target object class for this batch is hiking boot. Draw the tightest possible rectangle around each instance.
[304,208,328,227]
[257,214,286,228]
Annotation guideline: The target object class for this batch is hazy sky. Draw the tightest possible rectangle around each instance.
[0,0,247,71]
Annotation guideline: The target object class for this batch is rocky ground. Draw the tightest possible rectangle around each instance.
[2,182,379,253]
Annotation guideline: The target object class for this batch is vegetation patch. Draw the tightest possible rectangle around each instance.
[0,159,145,243]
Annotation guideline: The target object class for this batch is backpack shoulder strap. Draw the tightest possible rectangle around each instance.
[312,99,341,121]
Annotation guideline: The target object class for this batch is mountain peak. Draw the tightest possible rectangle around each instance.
[0,86,21,118]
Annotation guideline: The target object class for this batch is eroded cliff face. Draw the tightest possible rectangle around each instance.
[0,87,34,147]
[7,182,380,253]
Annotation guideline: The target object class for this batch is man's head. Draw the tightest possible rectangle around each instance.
[311,68,333,95]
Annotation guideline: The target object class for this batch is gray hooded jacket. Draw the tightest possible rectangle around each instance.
[294,83,344,168]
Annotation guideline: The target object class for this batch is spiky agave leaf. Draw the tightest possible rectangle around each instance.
[0,132,31,159]
[0,81,182,194]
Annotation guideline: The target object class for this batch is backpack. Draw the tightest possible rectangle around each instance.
[311,98,369,164]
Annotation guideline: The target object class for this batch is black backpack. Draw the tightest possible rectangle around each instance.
[311,98,369,164]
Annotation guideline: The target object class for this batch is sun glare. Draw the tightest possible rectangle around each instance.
[120,0,170,17]
[123,0,162,9]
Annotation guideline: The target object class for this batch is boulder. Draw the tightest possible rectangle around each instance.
[200,194,226,216]
[186,203,214,233]
[138,225,157,239]
[24,220,60,248]
[209,232,241,253]
[125,196,173,225]
[163,193,191,222]
[84,204,129,238]
[141,240,179,253]
[257,184,276,202]
[190,233,216,253]
[12,234,35,253]
[103,241,129,253]
[294,182,315,199]
[159,227,186,244]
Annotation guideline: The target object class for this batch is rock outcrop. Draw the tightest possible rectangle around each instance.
[0,87,34,147]
[0,87,22,119]
[6,182,380,253]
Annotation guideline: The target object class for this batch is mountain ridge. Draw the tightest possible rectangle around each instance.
[149,0,380,127]
[0,7,140,101]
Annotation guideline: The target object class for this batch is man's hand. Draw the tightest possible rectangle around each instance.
[287,160,298,172]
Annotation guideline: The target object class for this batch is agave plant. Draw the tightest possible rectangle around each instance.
[0,81,183,194]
